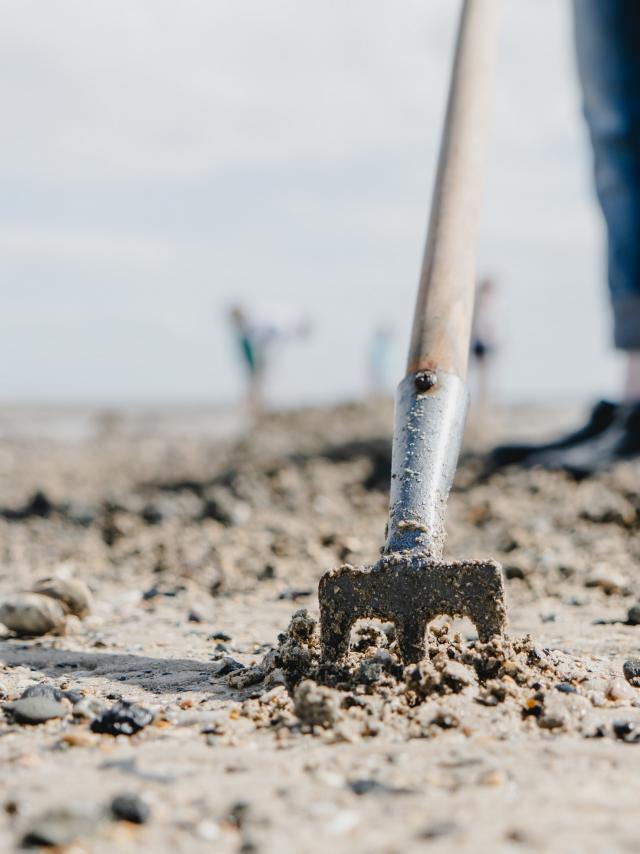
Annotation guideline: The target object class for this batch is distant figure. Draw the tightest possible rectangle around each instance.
[470,277,499,418]
[368,325,393,396]
[229,304,310,416]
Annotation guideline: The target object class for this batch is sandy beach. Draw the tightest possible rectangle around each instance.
[1,400,640,852]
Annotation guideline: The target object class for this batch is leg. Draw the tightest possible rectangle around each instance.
[573,0,640,351]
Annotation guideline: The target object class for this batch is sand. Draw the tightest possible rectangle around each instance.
[1,400,640,852]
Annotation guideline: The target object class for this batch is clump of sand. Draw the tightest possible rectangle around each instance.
[230,610,635,742]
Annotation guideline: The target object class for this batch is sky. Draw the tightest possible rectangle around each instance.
[0,0,622,407]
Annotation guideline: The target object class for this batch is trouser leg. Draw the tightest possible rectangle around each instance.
[573,0,640,349]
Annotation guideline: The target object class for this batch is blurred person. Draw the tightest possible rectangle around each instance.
[367,324,393,396]
[229,304,310,416]
[470,277,499,421]
[491,1,640,477]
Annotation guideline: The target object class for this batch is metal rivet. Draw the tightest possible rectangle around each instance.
[414,370,437,392]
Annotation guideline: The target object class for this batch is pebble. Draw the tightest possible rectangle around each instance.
[294,680,338,728]
[5,695,68,725]
[418,820,458,840]
[31,576,92,618]
[226,800,251,829]
[110,793,150,824]
[538,712,566,730]
[606,678,636,702]
[21,803,103,847]
[585,570,629,596]
[278,588,312,601]
[213,657,245,677]
[555,682,577,694]
[73,696,109,719]
[613,720,640,743]
[357,659,383,685]
[442,660,474,691]
[59,731,100,748]
[0,593,66,636]
[627,604,640,626]
[623,659,640,688]
[21,682,63,701]
[195,820,221,841]
[431,711,459,730]
[348,778,414,796]
[208,566,226,596]
[90,700,154,736]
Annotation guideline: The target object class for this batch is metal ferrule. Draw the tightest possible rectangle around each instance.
[383,370,468,558]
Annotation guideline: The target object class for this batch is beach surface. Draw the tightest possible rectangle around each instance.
[1,400,640,853]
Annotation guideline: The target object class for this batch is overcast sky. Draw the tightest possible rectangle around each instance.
[0,0,621,406]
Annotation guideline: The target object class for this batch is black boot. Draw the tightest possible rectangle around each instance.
[488,400,619,471]
[524,402,640,478]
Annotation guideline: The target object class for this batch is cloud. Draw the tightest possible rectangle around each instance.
[0,0,619,404]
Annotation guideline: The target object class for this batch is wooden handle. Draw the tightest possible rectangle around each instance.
[407,0,501,380]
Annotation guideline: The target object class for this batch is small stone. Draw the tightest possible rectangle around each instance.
[73,696,109,719]
[4,799,22,816]
[5,695,68,725]
[357,659,383,685]
[59,731,99,748]
[538,712,566,730]
[278,588,312,601]
[226,800,251,829]
[623,659,640,688]
[293,680,338,728]
[212,657,245,677]
[208,566,226,597]
[431,711,459,730]
[188,609,204,623]
[585,570,629,596]
[32,576,92,618]
[348,778,413,796]
[239,833,259,853]
[21,803,103,847]
[110,793,150,824]
[418,820,458,840]
[442,661,474,692]
[195,820,221,841]
[613,720,640,743]
[201,489,250,526]
[210,631,231,642]
[90,700,154,736]
[627,604,640,626]
[606,678,636,702]
[478,769,506,786]
[0,593,66,636]
[20,683,63,702]
[555,682,577,694]
[349,779,386,796]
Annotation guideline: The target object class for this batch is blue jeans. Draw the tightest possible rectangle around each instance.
[574,0,640,349]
